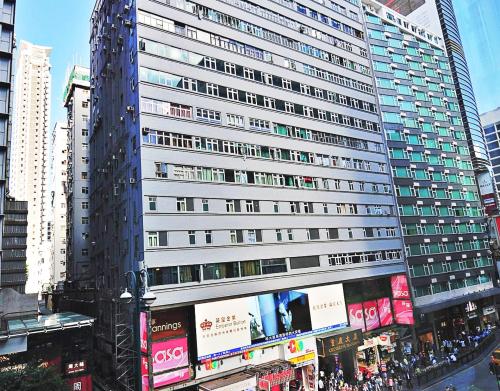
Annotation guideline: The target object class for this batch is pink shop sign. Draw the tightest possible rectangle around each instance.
[152,337,189,373]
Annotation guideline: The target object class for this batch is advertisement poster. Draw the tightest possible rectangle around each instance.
[195,284,347,360]
[151,308,189,341]
[377,298,393,327]
[348,303,365,332]
[363,300,380,331]
[140,312,147,354]
[141,356,149,391]
[393,300,414,325]
[391,275,410,299]
[152,337,189,373]
[154,368,191,388]
[66,375,92,391]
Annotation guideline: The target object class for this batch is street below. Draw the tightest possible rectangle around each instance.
[423,345,500,391]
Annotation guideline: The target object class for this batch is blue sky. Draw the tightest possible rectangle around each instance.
[15,0,94,128]
[452,0,500,115]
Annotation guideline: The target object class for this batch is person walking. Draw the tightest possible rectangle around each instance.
[405,370,413,390]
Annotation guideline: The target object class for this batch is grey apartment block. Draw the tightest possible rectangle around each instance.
[63,66,91,286]
[0,0,15,289]
[90,0,405,379]
[481,107,500,192]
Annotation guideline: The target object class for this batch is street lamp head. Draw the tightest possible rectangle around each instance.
[141,290,156,307]
[120,288,133,303]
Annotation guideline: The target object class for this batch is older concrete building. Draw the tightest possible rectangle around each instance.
[49,122,68,285]
[10,41,52,294]
[90,0,407,387]
[63,66,91,287]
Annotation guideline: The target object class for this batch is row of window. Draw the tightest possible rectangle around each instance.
[392,169,476,186]
[220,0,362,56]
[396,186,479,202]
[158,163,393,194]
[140,95,382,153]
[390,144,470,160]
[370,45,450,73]
[139,68,380,133]
[393,167,475,184]
[164,1,370,74]
[143,129,387,173]
[149,196,394,216]
[409,257,493,278]
[140,38,376,113]
[405,240,488,257]
[147,248,402,286]
[381,110,462,126]
[377,79,457,101]
[402,222,487,236]
[398,205,484,218]
[137,10,374,92]
[146,226,399,248]
[413,274,492,298]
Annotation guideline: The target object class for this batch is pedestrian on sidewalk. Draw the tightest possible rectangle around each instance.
[405,371,413,390]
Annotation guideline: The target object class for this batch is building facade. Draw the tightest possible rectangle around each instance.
[90,0,407,387]
[481,108,500,192]
[0,0,16,289]
[63,66,91,286]
[49,122,68,285]
[10,41,52,294]
[364,0,499,345]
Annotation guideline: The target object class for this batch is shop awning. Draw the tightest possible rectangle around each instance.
[199,372,256,391]
[316,327,363,357]
[247,359,295,391]
[1,312,94,340]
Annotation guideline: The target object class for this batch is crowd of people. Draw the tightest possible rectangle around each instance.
[317,325,494,391]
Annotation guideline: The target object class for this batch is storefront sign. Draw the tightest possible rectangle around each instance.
[65,360,87,375]
[377,298,393,327]
[66,375,92,391]
[151,308,189,341]
[152,337,189,373]
[377,334,392,347]
[483,306,496,316]
[393,300,414,325]
[154,367,191,388]
[348,303,365,332]
[195,284,347,360]
[363,301,380,331]
[391,275,410,299]
[140,312,147,354]
[317,328,363,356]
[284,338,317,366]
[258,367,295,390]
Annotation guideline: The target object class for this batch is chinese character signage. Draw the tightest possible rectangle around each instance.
[393,300,414,325]
[65,361,87,375]
[391,275,410,299]
[316,328,363,356]
[152,337,189,373]
[195,284,347,360]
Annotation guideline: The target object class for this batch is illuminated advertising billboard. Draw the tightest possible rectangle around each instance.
[391,275,410,299]
[363,300,380,331]
[393,300,414,325]
[140,312,147,354]
[347,303,365,332]
[152,338,189,374]
[377,298,393,327]
[151,308,189,341]
[195,284,347,360]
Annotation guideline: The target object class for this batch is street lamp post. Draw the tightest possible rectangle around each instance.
[119,263,156,391]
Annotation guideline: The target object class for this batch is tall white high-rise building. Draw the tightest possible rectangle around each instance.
[49,122,68,285]
[10,41,52,294]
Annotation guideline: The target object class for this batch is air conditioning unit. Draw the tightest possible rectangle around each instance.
[126,105,135,113]
[123,19,133,28]
[142,127,150,135]
[129,178,136,184]
[123,4,130,13]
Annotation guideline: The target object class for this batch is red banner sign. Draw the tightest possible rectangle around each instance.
[391,275,410,299]
[377,297,393,327]
[363,300,380,331]
[348,303,365,332]
[66,375,92,391]
[393,300,414,325]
